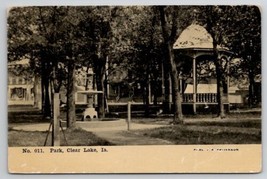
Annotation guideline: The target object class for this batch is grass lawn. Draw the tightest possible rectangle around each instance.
[8,127,112,147]
[8,109,261,145]
[132,112,261,144]
[138,124,261,144]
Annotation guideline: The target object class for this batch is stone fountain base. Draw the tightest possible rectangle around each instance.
[82,107,98,121]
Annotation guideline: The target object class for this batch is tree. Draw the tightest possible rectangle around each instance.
[108,7,167,117]
[8,7,84,126]
[192,6,238,118]
[8,7,52,117]
[195,6,261,115]
[158,6,183,123]
[204,6,227,118]
[30,7,78,125]
[77,6,114,118]
[226,6,261,107]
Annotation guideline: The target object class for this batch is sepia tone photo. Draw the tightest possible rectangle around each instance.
[7,5,261,173]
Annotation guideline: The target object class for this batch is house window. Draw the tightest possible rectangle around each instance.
[12,78,16,85]
[18,78,23,85]
[10,87,26,101]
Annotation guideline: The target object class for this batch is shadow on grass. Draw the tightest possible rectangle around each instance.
[8,111,49,124]
[185,120,261,129]
[8,127,113,147]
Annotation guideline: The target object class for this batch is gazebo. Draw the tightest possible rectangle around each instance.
[173,24,234,114]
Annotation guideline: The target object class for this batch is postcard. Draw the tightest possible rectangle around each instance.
[7,5,261,173]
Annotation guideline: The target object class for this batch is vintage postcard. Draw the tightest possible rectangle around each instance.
[7,5,261,173]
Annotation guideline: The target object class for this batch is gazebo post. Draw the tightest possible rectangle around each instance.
[193,56,197,114]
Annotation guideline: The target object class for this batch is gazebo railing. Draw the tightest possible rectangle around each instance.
[183,93,217,103]
[183,94,193,102]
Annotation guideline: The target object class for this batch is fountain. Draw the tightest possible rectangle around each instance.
[76,68,103,120]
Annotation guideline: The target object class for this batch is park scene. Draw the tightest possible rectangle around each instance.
[8,6,261,146]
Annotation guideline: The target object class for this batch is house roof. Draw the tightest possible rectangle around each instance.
[184,84,217,93]
[184,84,244,94]
[228,86,239,93]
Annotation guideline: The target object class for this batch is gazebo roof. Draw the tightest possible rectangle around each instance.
[8,58,30,66]
[173,24,227,51]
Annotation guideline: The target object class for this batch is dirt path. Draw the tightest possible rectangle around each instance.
[76,119,174,145]
[87,130,173,145]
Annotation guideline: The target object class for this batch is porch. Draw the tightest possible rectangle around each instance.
[183,93,217,103]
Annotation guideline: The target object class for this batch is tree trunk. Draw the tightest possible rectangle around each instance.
[96,74,105,118]
[163,61,171,113]
[33,75,41,109]
[41,61,51,118]
[94,58,106,118]
[248,69,255,108]
[152,81,158,105]
[205,6,226,118]
[168,44,183,123]
[159,7,183,123]
[66,62,76,128]
[144,75,150,117]
[41,74,45,112]
[43,72,51,118]
[214,52,225,118]
[33,75,38,108]
[211,36,225,118]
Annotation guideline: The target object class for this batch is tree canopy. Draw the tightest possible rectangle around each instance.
[8,5,261,123]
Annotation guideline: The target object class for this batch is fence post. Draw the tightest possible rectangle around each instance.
[127,101,131,131]
[52,93,60,146]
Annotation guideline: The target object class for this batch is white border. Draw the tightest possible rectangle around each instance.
[1,0,266,178]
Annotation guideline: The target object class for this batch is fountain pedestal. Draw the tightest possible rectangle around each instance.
[83,107,98,120]
[77,90,103,121]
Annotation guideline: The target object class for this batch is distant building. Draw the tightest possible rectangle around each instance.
[8,59,96,108]
[8,59,39,106]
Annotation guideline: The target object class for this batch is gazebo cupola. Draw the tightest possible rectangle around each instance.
[173,24,233,114]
